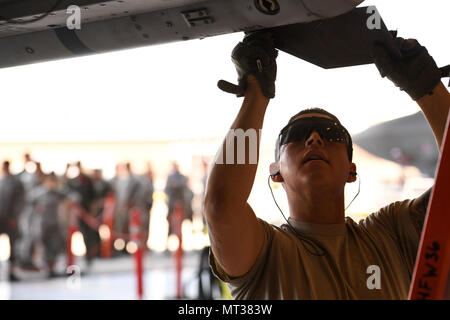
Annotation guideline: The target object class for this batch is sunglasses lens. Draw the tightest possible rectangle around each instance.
[280,117,350,146]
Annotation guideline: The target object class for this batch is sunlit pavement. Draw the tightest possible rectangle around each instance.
[0,250,205,300]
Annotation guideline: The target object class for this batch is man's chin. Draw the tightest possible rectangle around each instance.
[297,170,334,189]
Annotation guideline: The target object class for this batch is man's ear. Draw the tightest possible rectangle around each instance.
[347,163,357,183]
[269,162,284,182]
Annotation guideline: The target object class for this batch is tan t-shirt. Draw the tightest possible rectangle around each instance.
[209,199,422,299]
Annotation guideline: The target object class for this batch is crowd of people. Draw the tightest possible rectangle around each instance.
[0,153,198,281]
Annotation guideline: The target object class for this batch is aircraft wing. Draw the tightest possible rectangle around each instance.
[353,112,439,178]
[0,0,367,69]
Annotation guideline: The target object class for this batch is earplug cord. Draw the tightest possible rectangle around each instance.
[267,173,361,257]
[267,176,326,256]
[345,173,361,211]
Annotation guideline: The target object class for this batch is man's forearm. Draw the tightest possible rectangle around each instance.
[417,82,450,150]
[204,77,269,214]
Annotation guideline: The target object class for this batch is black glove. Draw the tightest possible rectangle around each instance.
[218,31,278,99]
[372,32,442,101]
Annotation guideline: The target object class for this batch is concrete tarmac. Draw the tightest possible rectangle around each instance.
[0,250,216,300]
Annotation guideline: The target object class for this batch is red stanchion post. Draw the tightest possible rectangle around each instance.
[130,206,144,300]
[172,201,184,299]
[101,193,116,258]
[67,203,79,269]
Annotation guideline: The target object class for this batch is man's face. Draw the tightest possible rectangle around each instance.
[44,177,58,191]
[278,113,355,196]
[93,169,102,180]
[1,162,10,175]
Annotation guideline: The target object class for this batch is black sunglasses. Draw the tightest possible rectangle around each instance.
[278,117,353,160]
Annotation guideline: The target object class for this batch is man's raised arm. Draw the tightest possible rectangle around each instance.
[203,32,277,277]
[373,34,450,230]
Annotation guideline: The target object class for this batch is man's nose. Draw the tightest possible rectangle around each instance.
[305,131,324,147]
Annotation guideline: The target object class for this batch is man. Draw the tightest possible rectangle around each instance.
[15,154,45,270]
[164,162,192,236]
[28,172,67,278]
[123,162,151,242]
[16,153,34,191]
[204,32,449,299]
[91,168,112,218]
[139,162,155,216]
[0,161,25,281]
[64,161,97,263]
[110,163,129,240]
[134,162,155,241]
[109,162,142,254]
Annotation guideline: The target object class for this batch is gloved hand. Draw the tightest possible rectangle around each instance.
[218,31,278,99]
[372,32,442,101]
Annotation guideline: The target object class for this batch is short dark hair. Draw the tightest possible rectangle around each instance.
[287,108,341,124]
[275,108,353,161]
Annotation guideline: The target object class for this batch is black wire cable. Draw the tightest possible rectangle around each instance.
[345,172,361,211]
[267,173,361,257]
[267,176,326,256]
[0,0,64,24]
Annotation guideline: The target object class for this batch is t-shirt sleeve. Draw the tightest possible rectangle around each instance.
[360,199,421,273]
[208,218,274,299]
